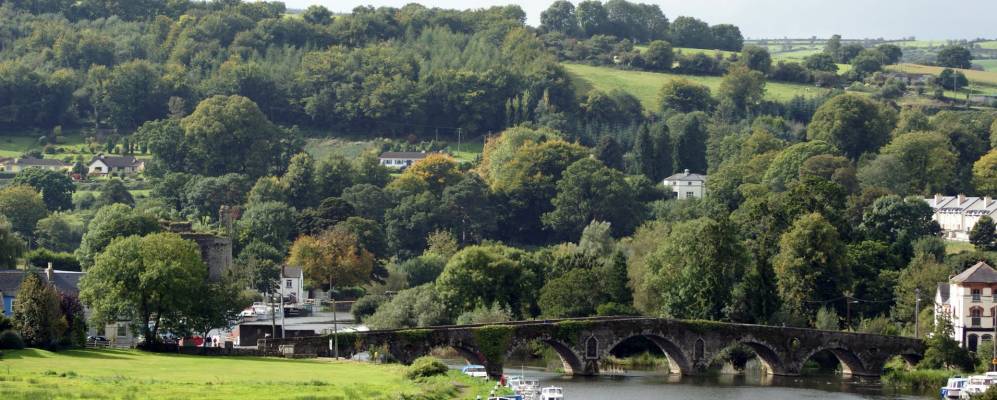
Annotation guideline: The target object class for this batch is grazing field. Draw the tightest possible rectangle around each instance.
[978,41,997,50]
[975,59,997,72]
[0,348,498,400]
[563,63,825,109]
[303,137,381,160]
[0,132,93,159]
[888,63,997,86]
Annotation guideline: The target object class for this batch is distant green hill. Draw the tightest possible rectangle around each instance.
[563,63,826,110]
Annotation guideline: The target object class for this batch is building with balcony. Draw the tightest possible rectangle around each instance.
[935,261,997,351]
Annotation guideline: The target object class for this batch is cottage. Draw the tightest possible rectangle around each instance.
[935,262,997,351]
[87,154,144,176]
[378,151,428,169]
[0,157,71,173]
[663,169,707,199]
[0,266,84,317]
[925,194,997,241]
[281,266,305,305]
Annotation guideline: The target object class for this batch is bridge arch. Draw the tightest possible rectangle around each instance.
[505,337,585,375]
[800,345,867,376]
[606,333,691,374]
[734,337,786,375]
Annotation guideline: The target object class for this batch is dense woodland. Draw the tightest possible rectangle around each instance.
[1,1,997,369]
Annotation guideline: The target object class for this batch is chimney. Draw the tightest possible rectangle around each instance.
[684,169,690,174]
[934,193,943,207]
[46,262,54,282]
[959,194,967,205]
[987,196,993,208]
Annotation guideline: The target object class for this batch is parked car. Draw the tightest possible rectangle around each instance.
[87,336,109,345]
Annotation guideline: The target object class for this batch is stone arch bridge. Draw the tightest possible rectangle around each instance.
[258,317,924,378]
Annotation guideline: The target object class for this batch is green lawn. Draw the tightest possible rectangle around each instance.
[977,41,997,50]
[0,132,92,159]
[563,63,827,110]
[0,348,499,399]
[975,59,997,72]
[945,240,975,255]
[303,137,381,160]
[888,63,997,86]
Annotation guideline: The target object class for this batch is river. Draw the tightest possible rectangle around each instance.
[446,359,934,400]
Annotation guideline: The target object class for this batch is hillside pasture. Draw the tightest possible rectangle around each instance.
[975,59,997,72]
[563,63,825,110]
[887,63,997,86]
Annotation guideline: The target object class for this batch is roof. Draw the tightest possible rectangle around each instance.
[937,283,950,303]
[378,151,428,160]
[951,262,997,284]
[664,169,707,182]
[0,269,85,296]
[90,155,143,168]
[6,157,70,167]
[282,266,302,279]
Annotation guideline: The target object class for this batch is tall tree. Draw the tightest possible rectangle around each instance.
[974,150,997,195]
[670,112,709,173]
[288,228,374,293]
[936,45,973,69]
[80,233,205,344]
[0,217,24,269]
[658,79,713,113]
[575,0,609,37]
[76,204,160,269]
[774,213,849,320]
[12,168,75,211]
[180,95,290,178]
[540,0,578,36]
[970,216,997,251]
[807,94,894,160]
[0,185,47,239]
[543,158,642,239]
[13,270,66,349]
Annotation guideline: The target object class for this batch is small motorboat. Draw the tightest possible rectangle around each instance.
[941,376,966,399]
[960,374,996,399]
[540,386,564,400]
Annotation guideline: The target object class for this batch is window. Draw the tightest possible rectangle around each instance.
[116,324,126,337]
[687,182,692,185]
[972,307,983,326]
[686,192,694,198]
[973,288,982,302]
[286,279,293,289]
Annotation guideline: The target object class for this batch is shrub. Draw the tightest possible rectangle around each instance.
[350,294,387,322]
[0,330,25,349]
[405,356,449,379]
[26,248,82,271]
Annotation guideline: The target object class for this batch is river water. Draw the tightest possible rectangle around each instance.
[446,359,934,400]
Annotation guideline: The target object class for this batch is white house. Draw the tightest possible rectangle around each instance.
[378,151,428,169]
[88,154,145,176]
[663,169,707,199]
[925,194,997,241]
[0,157,71,173]
[281,266,305,305]
[935,262,997,351]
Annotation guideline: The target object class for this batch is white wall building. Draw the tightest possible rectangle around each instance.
[925,195,997,241]
[281,266,305,305]
[378,151,428,169]
[663,169,707,199]
[935,262,997,351]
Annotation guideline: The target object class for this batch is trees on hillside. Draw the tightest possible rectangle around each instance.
[180,95,290,178]
[807,94,895,160]
[936,45,973,69]
[12,168,75,211]
[543,158,642,238]
[287,228,374,293]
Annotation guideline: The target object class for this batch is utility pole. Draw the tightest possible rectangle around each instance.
[915,287,921,338]
[457,128,462,154]
[332,296,339,359]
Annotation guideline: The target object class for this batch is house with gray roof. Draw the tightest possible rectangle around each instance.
[935,261,997,351]
[87,154,144,176]
[925,194,997,241]
[378,151,429,169]
[663,169,707,199]
[0,266,84,317]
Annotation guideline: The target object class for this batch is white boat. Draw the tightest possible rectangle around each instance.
[959,375,996,399]
[540,386,564,400]
[505,375,524,388]
[941,377,967,399]
[513,378,541,399]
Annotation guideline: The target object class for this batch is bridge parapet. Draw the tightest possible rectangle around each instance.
[257,317,924,379]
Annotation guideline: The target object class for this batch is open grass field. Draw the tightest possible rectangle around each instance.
[977,41,997,50]
[0,348,499,400]
[945,240,975,255]
[975,59,997,72]
[563,63,826,110]
[303,137,381,160]
[888,63,997,86]
[0,132,94,160]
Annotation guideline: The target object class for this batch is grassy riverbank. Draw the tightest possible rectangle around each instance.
[0,348,498,399]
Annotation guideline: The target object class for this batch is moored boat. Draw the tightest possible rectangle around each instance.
[941,376,966,399]
[540,386,564,400]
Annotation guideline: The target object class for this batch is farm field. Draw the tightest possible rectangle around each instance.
[563,63,826,109]
[977,41,997,50]
[0,348,498,400]
[975,59,997,72]
[0,132,89,159]
[887,63,997,86]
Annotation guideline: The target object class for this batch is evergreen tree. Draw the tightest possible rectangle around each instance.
[594,136,624,171]
[651,122,673,181]
[970,216,997,251]
[13,271,66,349]
[633,124,656,180]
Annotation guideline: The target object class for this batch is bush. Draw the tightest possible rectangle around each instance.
[351,294,387,322]
[0,330,25,349]
[25,248,82,271]
[405,356,449,380]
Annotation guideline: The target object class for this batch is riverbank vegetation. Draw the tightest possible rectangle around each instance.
[0,349,498,399]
